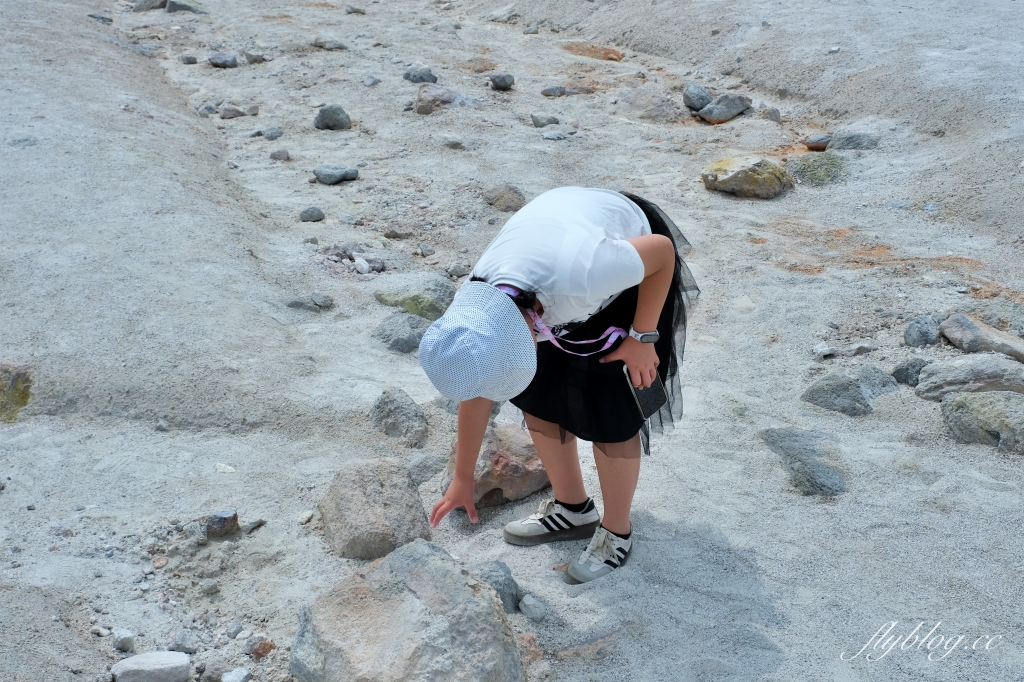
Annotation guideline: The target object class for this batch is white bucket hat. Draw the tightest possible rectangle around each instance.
[419,281,536,402]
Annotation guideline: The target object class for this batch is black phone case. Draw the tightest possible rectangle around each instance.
[624,365,669,420]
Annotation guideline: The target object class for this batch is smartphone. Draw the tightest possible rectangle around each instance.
[623,364,668,420]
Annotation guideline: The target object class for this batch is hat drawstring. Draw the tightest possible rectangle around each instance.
[495,284,626,357]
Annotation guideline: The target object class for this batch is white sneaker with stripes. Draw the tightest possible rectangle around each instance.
[563,526,632,584]
[502,499,601,546]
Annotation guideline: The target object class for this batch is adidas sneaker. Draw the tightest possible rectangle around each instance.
[563,526,632,584]
[502,498,600,546]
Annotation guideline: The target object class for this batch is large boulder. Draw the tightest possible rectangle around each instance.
[941,391,1024,454]
[701,157,794,199]
[370,388,427,447]
[289,540,524,682]
[915,355,1024,401]
[318,457,430,560]
[696,94,752,124]
[441,424,550,507]
[940,313,1024,363]
[760,427,847,496]
[785,151,844,186]
[374,273,456,321]
[800,365,897,416]
[111,652,190,682]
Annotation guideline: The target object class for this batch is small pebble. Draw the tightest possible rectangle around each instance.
[264,127,283,141]
[300,207,325,222]
[243,51,265,64]
[180,55,198,64]
[227,621,244,639]
[201,579,220,595]
[354,257,371,275]
[299,510,315,524]
[418,243,435,256]
[364,76,381,87]
[828,46,841,54]
[235,630,253,641]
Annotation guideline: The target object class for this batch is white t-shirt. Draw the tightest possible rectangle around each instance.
[470,187,651,328]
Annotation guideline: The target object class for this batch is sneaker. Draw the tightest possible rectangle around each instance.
[502,499,600,546]
[563,526,632,584]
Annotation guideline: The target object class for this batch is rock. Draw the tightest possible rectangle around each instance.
[227,621,244,639]
[541,85,566,97]
[800,365,898,416]
[243,51,264,64]
[414,84,460,114]
[319,457,430,559]
[111,652,190,682]
[363,76,381,87]
[813,342,838,359]
[222,669,252,682]
[940,313,1024,363]
[179,55,198,64]
[489,72,515,90]
[169,629,201,654]
[542,131,567,141]
[202,509,238,537]
[374,273,457,320]
[408,450,446,485]
[639,96,688,123]
[243,105,259,116]
[1,365,32,423]
[289,540,523,682]
[403,63,438,84]
[244,634,267,655]
[760,106,783,123]
[446,262,471,278]
[133,0,166,11]
[442,136,465,150]
[892,358,932,386]
[523,26,539,34]
[904,315,941,347]
[518,594,546,622]
[827,131,880,150]
[252,641,276,661]
[240,519,265,534]
[483,184,527,212]
[682,82,712,111]
[942,392,1024,454]
[201,579,220,595]
[91,625,111,637]
[345,5,365,14]
[531,113,559,128]
[183,520,208,545]
[288,292,334,312]
[841,342,877,357]
[313,165,358,185]
[803,134,832,151]
[112,628,135,653]
[442,424,550,507]
[696,94,752,123]
[236,631,253,642]
[313,104,352,131]
[370,388,428,447]
[264,127,283,140]
[353,257,371,274]
[786,151,844,186]
[300,207,325,222]
[372,312,430,353]
[916,355,1024,401]
[208,53,237,68]
[701,157,794,199]
[311,35,347,50]
[269,149,289,161]
[310,291,334,309]
[760,427,848,496]
[165,0,207,13]
[418,243,435,256]
[468,561,521,614]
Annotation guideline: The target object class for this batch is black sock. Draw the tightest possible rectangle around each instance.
[602,525,631,540]
[555,498,591,514]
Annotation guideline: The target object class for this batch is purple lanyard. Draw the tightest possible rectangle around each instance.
[495,285,627,357]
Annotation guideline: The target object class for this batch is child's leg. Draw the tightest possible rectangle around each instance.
[523,412,588,504]
[592,435,641,535]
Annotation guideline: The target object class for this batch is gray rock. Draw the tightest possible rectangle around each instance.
[518,594,546,622]
[208,53,237,68]
[299,207,325,222]
[760,427,847,496]
[311,35,347,51]
[112,628,135,652]
[133,0,166,11]
[263,127,283,140]
[372,312,430,353]
[407,450,446,485]
[166,0,207,13]
[310,291,334,309]
[353,257,370,274]
[531,113,559,128]
[169,629,201,654]
[827,131,880,150]
[523,26,539,34]
[183,520,208,545]
[318,457,430,559]
[541,85,566,97]
[363,76,381,87]
[243,634,267,655]
[803,134,832,151]
[761,106,783,123]
[313,165,358,185]
[288,292,334,312]
[800,365,898,416]
[916,355,1024,401]
[469,561,521,613]
[201,579,220,595]
[345,5,366,14]
[226,621,243,639]
[243,51,265,64]
[701,157,794,199]
[179,55,198,64]
[403,63,438,84]
[442,136,465,150]
[222,669,252,682]
[418,243,435,256]
[892,358,932,386]
[940,313,1024,363]
[482,184,526,212]
[88,13,113,24]
[269,149,289,161]
[374,273,456,320]
[240,518,265,534]
[841,342,877,357]
[786,151,844,186]
[681,82,712,110]
[696,94,752,124]
[414,84,461,114]
[489,72,515,90]
[446,262,471,277]
[313,104,352,131]
[904,315,941,347]
[196,104,216,118]
[110,652,190,682]
[542,131,567,141]
[813,342,838,359]
[289,540,523,682]
[942,391,1024,454]
[370,388,428,447]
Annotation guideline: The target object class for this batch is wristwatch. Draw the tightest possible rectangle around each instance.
[629,326,660,343]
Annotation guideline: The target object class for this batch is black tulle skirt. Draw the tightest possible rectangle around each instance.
[509,193,700,457]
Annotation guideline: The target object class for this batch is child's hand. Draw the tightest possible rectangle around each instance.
[430,475,478,527]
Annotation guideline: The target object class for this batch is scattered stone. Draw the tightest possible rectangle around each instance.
[288,292,334,312]
[165,0,207,12]
[541,85,566,97]
[446,262,471,277]
[542,131,567,141]
[226,622,244,639]
[363,75,381,87]
[786,151,844,186]
[312,165,358,185]
[264,127,283,140]
[219,106,246,120]
[531,113,559,128]
[240,519,265,534]
[489,72,515,90]
[236,630,253,642]
[827,130,880,150]
[169,629,201,654]
[90,625,111,637]
[208,53,237,68]
[803,134,832,151]
[408,450,446,485]
[942,392,1024,454]
[518,594,546,622]
[353,257,371,274]
[443,136,465,150]
[299,207,325,222]
[112,628,135,652]
[153,556,169,569]
[311,35,347,50]
[183,520,208,546]
[372,312,430,353]
[111,652,190,682]
[418,243,435,256]
[800,365,898,416]
[682,82,712,110]
[483,184,527,212]
[1,365,32,423]
[403,63,438,83]
[916,355,1024,401]
[639,95,688,123]
[523,26,539,34]
[370,388,428,447]
[760,427,847,496]
[813,342,838,359]
[893,358,932,386]
[701,157,795,199]
[374,273,456,320]
[197,579,219,596]
[829,46,841,54]
[133,0,166,11]
[414,84,460,114]
[904,315,941,347]
[201,509,238,537]
[760,106,783,123]
[243,51,264,64]
[842,342,878,357]
[442,424,550,507]
[299,510,314,525]
[319,457,430,559]
[289,540,523,682]
[940,313,1024,363]
[222,669,252,682]
[313,104,351,131]
[468,561,521,614]
[345,4,365,14]
[696,94,752,124]
[251,641,276,661]
[179,55,198,64]
[269,149,289,161]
